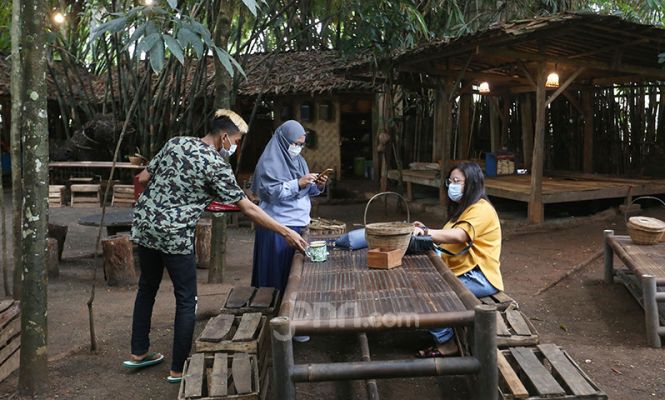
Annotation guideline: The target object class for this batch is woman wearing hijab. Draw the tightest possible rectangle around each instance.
[251,120,327,297]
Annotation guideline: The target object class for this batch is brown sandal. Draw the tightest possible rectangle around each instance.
[416,345,445,358]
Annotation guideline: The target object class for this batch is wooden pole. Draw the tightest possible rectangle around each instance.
[582,90,594,173]
[432,83,445,162]
[520,94,534,168]
[489,97,501,153]
[208,213,227,283]
[458,92,472,159]
[528,65,547,224]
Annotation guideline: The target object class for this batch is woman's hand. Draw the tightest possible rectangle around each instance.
[314,174,328,189]
[298,173,318,189]
[413,221,427,236]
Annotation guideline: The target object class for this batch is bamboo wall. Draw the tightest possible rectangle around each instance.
[398,84,665,177]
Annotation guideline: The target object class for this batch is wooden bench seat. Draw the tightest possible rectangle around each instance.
[70,184,101,207]
[498,344,607,399]
[220,287,280,317]
[178,353,260,399]
[111,184,135,207]
[48,185,66,208]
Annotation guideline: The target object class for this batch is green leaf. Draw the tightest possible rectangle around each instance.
[167,0,178,9]
[214,47,234,77]
[137,33,161,54]
[164,34,184,64]
[177,27,202,57]
[122,23,147,52]
[149,39,165,73]
[90,17,128,41]
[228,53,246,79]
[240,0,258,16]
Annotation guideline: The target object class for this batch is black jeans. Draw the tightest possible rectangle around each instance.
[131,245,197,373]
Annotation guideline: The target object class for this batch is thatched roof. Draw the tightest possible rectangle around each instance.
[347,12,665,90]
[0,54,96,101]
[92,49,374,101]
[234,50,374,96]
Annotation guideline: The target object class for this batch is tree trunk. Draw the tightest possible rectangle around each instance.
[48,223,68,262]
[10,0,23,301]
[16,0,50,395]
[47,238,59,279]
[196,218,212,268]
[209,0,235,283]
[208,214,227,284]
[102,235,137,287]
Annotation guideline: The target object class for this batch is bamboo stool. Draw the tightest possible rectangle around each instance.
[48,185,66,207]
[70,184,101,207]
[111,184,135,207]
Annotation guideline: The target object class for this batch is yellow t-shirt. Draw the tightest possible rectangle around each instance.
[439,199,503,291]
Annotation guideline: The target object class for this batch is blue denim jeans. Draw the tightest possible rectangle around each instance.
[131,245,197,372]
[430,266,498,344]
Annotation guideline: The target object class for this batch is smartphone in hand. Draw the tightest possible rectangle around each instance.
[315,168,334,183]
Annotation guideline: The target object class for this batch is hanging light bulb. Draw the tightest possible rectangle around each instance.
[545,72,560,88]
[478,82,490,94]
[144,0,155,5]
[53,12,65,25]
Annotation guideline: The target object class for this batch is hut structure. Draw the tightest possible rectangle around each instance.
[231,50,375,181]
[347,13,665,224]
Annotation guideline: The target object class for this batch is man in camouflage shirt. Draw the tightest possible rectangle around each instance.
[126,109,307,382]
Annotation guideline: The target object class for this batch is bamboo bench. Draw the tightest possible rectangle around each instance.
[480,291,520,311]
[498,344,607,399]
[603,230,665,347]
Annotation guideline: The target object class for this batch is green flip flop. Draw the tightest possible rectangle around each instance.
[166,375,183,384]
[123,352,164,369]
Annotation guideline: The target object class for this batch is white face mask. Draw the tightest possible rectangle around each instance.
[219,136,237,158]
[447,183,464,202]
[288,144,302,157]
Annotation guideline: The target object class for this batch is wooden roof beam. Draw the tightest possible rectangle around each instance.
[567,38,649,60]
[481,47,665,80]
[545,67,586,106]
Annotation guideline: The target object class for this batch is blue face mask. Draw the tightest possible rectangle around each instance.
[447,183,464,202]
[219,135,237,158]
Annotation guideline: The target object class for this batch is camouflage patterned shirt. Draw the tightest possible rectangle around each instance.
[131,137,245,254]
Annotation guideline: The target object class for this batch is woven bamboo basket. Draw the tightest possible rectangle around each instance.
[308,218,347,236]
[364,192,412,258]
[625,197,665,245]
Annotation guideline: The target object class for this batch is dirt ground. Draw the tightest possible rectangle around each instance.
[1,181,665,399]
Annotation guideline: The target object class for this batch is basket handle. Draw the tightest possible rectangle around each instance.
[624,196,665,224]
[363,191,410,226]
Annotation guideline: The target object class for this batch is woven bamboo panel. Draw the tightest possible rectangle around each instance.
[299,97,341,180]
[293,247,467,321]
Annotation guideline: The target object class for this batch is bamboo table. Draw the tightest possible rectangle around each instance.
[271,240,498,400]
[604,230,665,347]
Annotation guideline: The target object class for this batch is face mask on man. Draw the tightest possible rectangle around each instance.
[288,144,303,157]
[219,135,237,158]
[447,183,464,202]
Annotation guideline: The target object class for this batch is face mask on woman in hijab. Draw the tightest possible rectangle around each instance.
[288,143,303,157]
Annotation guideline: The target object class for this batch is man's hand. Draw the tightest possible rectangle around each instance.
[283,228,308,252]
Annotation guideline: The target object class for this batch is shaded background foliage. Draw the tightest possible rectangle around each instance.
[1,0,663,159]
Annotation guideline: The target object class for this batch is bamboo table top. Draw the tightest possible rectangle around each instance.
[50,161,145,169]
[607,235,665,280]
[290,244,469,323]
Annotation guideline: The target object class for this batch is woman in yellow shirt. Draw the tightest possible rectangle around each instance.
[413,162,503,358]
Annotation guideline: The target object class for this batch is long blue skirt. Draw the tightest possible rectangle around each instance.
[251,225,304,292]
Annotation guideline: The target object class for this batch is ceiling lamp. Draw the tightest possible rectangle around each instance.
[545,72,560,88]
[52,12,65,25]
[478,82,490,94]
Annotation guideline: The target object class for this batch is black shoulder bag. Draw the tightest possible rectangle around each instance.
[406,221,475,256]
